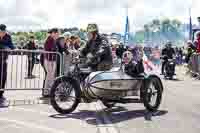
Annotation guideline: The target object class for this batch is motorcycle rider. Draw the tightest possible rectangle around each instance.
[161,42,176,75]
[80,24,113,71]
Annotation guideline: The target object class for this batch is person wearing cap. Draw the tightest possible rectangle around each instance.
[43,28,59,97]
[24,36,37,78]
[80,24,113,71]
[0,24,15,100]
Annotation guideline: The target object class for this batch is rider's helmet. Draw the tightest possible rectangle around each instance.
[0,24,6,31]
[87,23,99,33]
[166,41,172,48]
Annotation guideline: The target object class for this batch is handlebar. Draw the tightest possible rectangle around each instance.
[168,59,174,62]
[71,56,87,64]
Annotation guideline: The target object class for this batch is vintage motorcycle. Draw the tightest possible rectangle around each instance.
[161,55,176,80]
[50,57,164,114]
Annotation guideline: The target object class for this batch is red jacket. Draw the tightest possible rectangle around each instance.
[197,38,200,53]
[44,36,57,61]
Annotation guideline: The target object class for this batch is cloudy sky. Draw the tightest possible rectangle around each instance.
[0,0,199,32]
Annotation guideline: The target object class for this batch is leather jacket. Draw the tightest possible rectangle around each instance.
[81,34,113,70]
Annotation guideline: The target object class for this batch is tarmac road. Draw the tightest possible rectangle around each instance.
[0,57,200,133]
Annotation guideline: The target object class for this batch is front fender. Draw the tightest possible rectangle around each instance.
[53,75,79,86]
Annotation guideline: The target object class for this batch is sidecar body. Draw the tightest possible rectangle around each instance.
[83,70,146,99]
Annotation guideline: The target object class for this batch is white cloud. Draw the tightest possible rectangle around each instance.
[0,0,199,32]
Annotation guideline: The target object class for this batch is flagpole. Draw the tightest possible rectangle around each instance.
[189,7,192,40]
[124,6,127,45]
[124,6,129,46]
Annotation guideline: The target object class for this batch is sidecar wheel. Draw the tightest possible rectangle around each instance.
[143,76,163,112]
[102,101,116,108]
[50,77,81,114]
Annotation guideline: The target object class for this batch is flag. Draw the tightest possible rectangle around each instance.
[124,15,130,45]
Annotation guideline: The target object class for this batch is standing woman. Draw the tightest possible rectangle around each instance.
[74,37,81,50]
[43,28,59,97]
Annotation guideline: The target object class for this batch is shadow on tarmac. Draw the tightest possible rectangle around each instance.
[163,77,183,81]
[50,106,168,124]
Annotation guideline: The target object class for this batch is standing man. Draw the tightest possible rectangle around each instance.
[81,24,113,71]
[43,28,59,97]
[24,36,37,78]
[0,24,15,101]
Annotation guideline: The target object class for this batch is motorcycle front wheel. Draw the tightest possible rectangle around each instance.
[50,77,81,114]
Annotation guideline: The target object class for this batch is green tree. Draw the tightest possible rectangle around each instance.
[34,31,47,41]
[144,24,150,41]
[140,18,183,43]
[172,19,181,29]
[152,19,161,32]
[134,30,145,42]
[161,18,171,33]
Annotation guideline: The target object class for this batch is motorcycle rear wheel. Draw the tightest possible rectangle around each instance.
[143,76,163,112]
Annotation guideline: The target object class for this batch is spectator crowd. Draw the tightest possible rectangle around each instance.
[1,23,200,103]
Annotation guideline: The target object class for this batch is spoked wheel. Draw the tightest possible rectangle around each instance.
[143,76,163,112]
[50,77,81,114]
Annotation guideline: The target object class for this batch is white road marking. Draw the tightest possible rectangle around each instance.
[9,106,52,116]
[89,102,108,133]
[94,101,120,133]
[0,117,67,133]
[0,124,21,130]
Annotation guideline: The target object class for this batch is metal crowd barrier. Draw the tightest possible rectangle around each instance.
[0,49,62,92]
[190,53,200,78]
